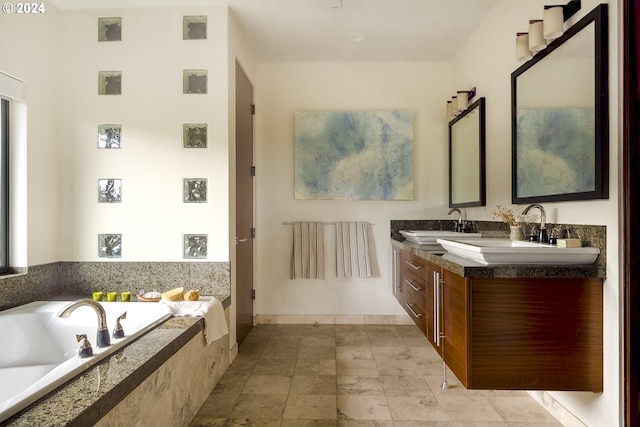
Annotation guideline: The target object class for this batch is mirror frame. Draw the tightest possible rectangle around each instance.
[511,4,609,204]
[449,96,486,208]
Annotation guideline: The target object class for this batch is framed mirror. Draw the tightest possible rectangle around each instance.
[511,4,608,204]
[449,97,486,208]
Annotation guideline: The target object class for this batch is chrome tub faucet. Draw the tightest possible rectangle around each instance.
[57,299,111,348]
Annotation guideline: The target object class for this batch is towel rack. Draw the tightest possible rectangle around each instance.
[282,221,374,226]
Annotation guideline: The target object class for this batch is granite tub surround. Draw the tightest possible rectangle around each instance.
[58,261,231,298]
[391,220,606,279]
[0,261,231,311]
[4,304,231,427]
[0,263,60,310]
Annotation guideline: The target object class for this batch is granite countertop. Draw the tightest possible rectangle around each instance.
[392,238,606,279]
[3,295,231,427]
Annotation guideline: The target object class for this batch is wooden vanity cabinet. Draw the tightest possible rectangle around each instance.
[393,245,603,392]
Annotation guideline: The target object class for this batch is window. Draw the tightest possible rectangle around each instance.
[0,97,9,273]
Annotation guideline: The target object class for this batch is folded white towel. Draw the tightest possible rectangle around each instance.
[161,296,228,345]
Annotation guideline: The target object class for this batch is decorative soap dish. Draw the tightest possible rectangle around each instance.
[137,292,161,302]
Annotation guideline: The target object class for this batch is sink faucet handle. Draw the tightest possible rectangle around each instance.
[76,334,94,358]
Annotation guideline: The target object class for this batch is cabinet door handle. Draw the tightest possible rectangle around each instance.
[434,271,442,347]
[404,279,422,292]
[405,260,423,270]
[405,303,423,318]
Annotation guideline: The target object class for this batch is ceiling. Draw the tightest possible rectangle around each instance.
[48,0,501,62]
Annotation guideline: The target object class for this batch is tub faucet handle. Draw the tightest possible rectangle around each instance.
[76,334,94,358]
[112,311,127,339]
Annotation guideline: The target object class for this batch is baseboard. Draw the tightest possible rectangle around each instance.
[527,391,587,427]
[255,314,414,325]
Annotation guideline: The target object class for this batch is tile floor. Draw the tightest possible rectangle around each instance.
[190,324,564,427]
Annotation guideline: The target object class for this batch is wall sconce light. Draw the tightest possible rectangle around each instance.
[543,0,582,40]
[528,20,547,52]
[448,96,458,120]
[515,32,533,61]
[447,87,476,120]
[456,87,476,111]
[543,7,564,40]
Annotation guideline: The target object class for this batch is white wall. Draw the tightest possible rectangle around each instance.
[254,62,453,316]
[0,9,60,266]
[56,7,231,262]
[452,1,620,426]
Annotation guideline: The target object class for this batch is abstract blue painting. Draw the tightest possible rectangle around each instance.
[294,110,414,200]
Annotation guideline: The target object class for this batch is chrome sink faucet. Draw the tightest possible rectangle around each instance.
[448,208,464,232]
[522,203,549,243]
[57,299,111,348]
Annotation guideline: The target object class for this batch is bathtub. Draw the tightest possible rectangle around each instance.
[0,300,172,423]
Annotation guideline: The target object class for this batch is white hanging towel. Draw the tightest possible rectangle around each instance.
[335,222,372,278]
[292,222,324,279]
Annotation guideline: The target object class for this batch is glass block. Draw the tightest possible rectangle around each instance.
[183,178,207,203]
[98,71,122,95]
[98,17,122,42]
[98,124,122,149]
[99,234,122,258]
[184,234,207,259]
[183,69,207,94]
[183,123,207,148]
[98,179,122,203]
[183,16,207,40]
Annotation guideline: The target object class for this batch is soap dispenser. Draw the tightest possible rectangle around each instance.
[76,334,93,358]
[112,311,127,339]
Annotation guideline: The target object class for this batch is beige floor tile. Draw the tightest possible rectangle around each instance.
[290,375,337,395]
[379,375,432,396]
[195,392,240,418]
[303,334,337,347]
[253,357,298,375]
[436,395,504,423]
[192,325,562,427]
[283,395,338,419]
[282,419,339,427]
[338,420,395,427]
[296,358,337,375]
[337,395,392,421]
[372,346,413,361]
[485,396,563,424]
[336,346,375,361]
[299,345,337,360]
[337,375,385,395]
[386,395,448,422]
[375,359,422,376]
[212,374,249,394]
[242,374,292,394]
[261,343,301,360]
[336,359,379,376]
[393,421,451,427]
[229,394,288,419]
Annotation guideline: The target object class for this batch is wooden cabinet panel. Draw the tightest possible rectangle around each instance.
[468,277,603,391]
[441,268,468,387]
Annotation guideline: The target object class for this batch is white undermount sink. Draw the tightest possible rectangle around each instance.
[436,238,600,266]
[399,230,482,244]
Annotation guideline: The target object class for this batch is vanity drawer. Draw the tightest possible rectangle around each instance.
[404,252,428,281]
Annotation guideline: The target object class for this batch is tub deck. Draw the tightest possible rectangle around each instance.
[2,295,230,427]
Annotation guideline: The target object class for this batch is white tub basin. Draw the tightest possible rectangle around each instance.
[399,230,482,244]
[0,301,172,423]
[436,238,600,265]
